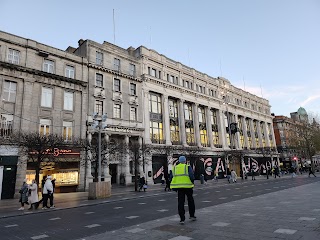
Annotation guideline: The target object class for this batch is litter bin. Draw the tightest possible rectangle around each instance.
[200,174,204,184]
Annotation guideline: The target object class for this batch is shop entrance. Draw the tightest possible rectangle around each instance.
[1,165,17,199]
[109,164,117,184]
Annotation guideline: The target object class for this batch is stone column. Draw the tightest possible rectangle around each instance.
[206,107,214,148]
[163,95,172,145]
[242,117,249,149]
[86,132,94,189]
[179,99,187,146]
[193,103,201,147]
[124,135,132,185]
[145,154,153,185]
[78,150,86,191]
[219,109,227,148]
[250,119,257,149]
[257,121,263,148]
[262,122,270,148]
[138,136,144,176]
[103,134,111,182]
[270,123,277,149]
[144,90,151,144]
[14,151,28,199]
[234,115,241,149]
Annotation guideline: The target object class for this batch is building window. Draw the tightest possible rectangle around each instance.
[43,59,54,73]
[96,51,103,65]
[95,100,103,115]
[0,114,13,137]
[184,103,195,145]
[149,93,162,114]
[151,68,156,77]
[63,121,73,141]
[130,83,136,95]
[39,119,51,136]
[150,122,163,144]
[129,64,136,76]
[253,120,260,148]
[114,58,120,71]
[7,49,20,64]
[64,91,73,111]
[198,106,208,147]
[184,103,193,121]
[114,78,121,92]
[210,109,220,147]
[96,73,103,87]
[41,87,52,108]
[149,93,163,144]
[268,123,274,147]
[246,118,253,148]
[3,80,17,102]
[65,65,75,78]
[130,107,137,121]
[113,104,121,118]
[260,122,266,147]
[238,116,244,148]
[169,99,179,144]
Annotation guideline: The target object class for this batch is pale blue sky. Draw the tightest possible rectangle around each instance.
[1,0,319,117]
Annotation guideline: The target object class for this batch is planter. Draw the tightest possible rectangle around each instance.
[88,181,111,200]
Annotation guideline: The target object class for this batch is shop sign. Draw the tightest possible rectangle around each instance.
[30,148,80,157]
[106,127,132,133]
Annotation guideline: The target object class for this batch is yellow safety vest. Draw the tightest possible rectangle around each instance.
[170,164,194,189]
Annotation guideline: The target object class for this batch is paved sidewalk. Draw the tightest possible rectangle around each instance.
[78,178,320,240]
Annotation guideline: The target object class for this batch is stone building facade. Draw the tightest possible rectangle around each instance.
[0,31,88,198]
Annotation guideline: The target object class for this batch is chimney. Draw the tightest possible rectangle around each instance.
[78,39,84,46]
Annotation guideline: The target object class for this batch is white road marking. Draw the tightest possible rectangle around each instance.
[235,188,240,190]
[219,197,227,199]
[168,236,192,240]
[298,217,316,221]
[5,224,18,228]
[264,207,275,209]
[274,228,297,234]
[126,228,145,233]
[157,209,169,212]
[49,217,61,221]
[138,203,146,204]
[215,190,221,192]
[158,199,166,201]
[202,200,211,203]
[312,209,320,212]
[242,213,256,217]
[85,224,101,228]
[85,212,95,214]
[31,235,49,240]
[245,192,252,194]
[233,195,241,197]
[126,216,139,219]
[212,222,231,227]
[114,207,123,209]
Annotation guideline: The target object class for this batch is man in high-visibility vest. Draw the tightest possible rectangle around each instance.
[170,155,196,225]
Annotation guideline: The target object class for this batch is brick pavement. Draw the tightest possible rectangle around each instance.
[77,175,320,240]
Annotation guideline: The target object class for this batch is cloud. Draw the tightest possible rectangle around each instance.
[300,94,320,107]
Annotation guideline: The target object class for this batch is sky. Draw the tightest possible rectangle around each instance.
[0,0,319,117]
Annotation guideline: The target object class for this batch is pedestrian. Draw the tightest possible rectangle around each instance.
[274,166,280,178]
[290,166,296,178]
[138,176,146,192]
[49,178,56,208]
[18,179,29,210]
[231,169,237,183]
[226,168,231,183]
[164,170,172,191]
[37,176,47,207]
[170,155,196,225]
[251,168,256,180]
[308,166,317,177]
[214,170,219,182]
[28,179,39,210]
[42,175,53,209]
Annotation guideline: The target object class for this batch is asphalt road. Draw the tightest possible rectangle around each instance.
[0,177,319,240]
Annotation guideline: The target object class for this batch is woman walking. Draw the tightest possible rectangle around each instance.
[28,179,39,210]
[18,179,29,210]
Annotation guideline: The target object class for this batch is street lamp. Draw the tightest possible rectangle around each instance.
[92,113,107,182]
[222,92,232,176]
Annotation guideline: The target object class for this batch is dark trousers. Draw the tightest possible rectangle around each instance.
[309,171,316,177]
[177,188,195,221]
[49,193,54,206]
[43,194,49,207]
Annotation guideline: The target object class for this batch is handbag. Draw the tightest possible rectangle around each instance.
[143,184,148,189]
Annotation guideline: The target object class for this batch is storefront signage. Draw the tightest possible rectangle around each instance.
[30,148,80,157]
[106,127,132,133]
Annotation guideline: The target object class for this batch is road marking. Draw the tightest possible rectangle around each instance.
[279,201,291,204]
[235,188,240,190]
[126,216,139,219]
[298,217,316,221]
[265,189,271,190]
[204,192,210,194]
[5,224,18,228]
[114,207,123,209]
[138,203,146,205]
[85,224,101,228]
[219,197,227,199]
[31,235,49,239]
[157,209,169,212]
[126,228,145,233]
[158,199,166,201]
[202,200,212,203]
[245,192,252,194]
[215,190,221,192]
[242,213,256,217]
[85,212,95,214]
[243,186,248,187]
[49,217,61,221]
[168,236,192,240]
[273,187,279,188]
[264,207,275,209]
[312,209,320,212]
[274,228,297,234]
[226,189,230,191]
[233,195,240,197]
[79,204,88,206]
[212,222,230,227]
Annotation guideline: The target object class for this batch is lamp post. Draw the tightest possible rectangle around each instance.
[92,113,107,182]
[222,93,232,175]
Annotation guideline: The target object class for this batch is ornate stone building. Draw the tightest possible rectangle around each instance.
[0,31,88,198]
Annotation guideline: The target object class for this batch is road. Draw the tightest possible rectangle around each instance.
[0,177,319,240]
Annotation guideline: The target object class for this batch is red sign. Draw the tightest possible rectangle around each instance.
[30,148,80,157]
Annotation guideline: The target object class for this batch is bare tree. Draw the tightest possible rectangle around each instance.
[10,131,67,185]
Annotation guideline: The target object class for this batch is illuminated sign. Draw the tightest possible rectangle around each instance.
[30,148,80,157]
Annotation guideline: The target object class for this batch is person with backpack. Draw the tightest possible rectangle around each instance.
[18,179,29,210]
